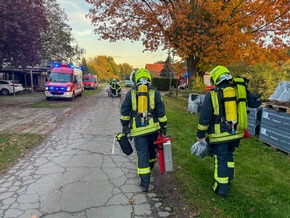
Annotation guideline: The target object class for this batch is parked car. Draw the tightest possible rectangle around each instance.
[125,80,134,87]
[0,80,24,95]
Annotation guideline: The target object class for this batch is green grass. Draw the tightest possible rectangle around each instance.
[83,86,103,96]
[28,86,105,108]
[0,133,45,173]
[164,96,290,218]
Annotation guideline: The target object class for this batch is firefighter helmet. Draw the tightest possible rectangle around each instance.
[210,66,230,85]
[135,68,151,83]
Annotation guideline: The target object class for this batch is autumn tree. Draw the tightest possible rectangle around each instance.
[41,0,85,65]
[191,75,207,93]
[281,59,290,80]
[81,57,89,74]
[159,54,173,77]
[86,0,289,88]
[0,0,47,68]
[87,65,98,77]
[87,55,117,81]
[116,63,134,80]
[0,0,85,69]
[228,61,287,99]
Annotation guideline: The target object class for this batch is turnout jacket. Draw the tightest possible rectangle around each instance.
[197,80,261,144]
[110,81,120,90]
[120,86,167,137]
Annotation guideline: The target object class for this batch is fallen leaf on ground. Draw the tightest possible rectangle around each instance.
[128,198,135,205]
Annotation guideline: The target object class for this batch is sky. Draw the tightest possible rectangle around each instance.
[57,0,168,68]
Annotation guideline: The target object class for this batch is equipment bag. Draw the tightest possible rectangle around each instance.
[115,133,133,156]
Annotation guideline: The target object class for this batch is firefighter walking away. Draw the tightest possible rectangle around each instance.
[196,65,261,197]
[120,68,167,192]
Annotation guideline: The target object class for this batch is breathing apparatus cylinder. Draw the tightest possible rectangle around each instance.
[223,87,237,134]
[137,84,148,126]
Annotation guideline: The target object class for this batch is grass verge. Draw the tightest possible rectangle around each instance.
[28,100,70,108]
[164,96,290,218]
[28,85,104,108]
[83,86,103,96]
[0,133,45,173]
[0,86,106,172]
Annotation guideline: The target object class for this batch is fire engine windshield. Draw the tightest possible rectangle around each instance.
[84,78,95,82]
[49,73,72,83]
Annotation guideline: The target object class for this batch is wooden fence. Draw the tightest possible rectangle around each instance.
[169,86,194,99]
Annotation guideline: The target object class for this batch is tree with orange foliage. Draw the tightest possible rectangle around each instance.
[116,63,134,80]
[86,0,289,87]
[88,56,117,81]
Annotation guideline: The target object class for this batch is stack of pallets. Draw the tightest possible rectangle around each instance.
[259,103,290,154]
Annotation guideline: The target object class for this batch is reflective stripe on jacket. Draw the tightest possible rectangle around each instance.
[110,81,117,90]
[197,81,244,143]
[120,86,167,137]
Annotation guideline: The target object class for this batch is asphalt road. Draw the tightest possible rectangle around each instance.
[0,88,172,218]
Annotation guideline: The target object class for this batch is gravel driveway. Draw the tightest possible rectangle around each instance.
[0,93,73,134]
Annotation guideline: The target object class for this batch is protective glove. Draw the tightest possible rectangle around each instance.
[191,139,208,158]
[122,126,130,135]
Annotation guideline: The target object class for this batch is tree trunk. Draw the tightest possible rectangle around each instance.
[0,56,4,70]
[186,54,199,90]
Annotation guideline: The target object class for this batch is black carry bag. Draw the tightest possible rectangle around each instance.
[116,133,133,156]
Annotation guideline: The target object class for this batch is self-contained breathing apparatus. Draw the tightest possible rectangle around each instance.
[213,77,248,135]
[137,78,151,126]
[222,86,238,134]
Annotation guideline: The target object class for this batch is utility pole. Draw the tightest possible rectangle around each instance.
[168,50,175,95]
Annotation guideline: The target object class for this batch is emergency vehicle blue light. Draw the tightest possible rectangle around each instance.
[48,86,66,91]
[53,62,61,68]
[68,63,74,69]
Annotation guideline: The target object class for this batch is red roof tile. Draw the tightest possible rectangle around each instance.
[145,64,164,74]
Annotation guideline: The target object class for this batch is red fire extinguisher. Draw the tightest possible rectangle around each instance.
[154,134,174,174]
[244,129,251,138]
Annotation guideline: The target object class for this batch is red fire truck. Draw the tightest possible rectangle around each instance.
[83,74,98,90]
[45,63,84,101]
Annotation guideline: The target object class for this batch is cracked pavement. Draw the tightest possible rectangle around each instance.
[0,89,172,218]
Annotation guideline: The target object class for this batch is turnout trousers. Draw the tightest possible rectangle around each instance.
[110,88,116,96]
[134,132,158,188]
[212,140,240,196]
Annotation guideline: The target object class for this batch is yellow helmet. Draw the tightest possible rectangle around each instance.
[135,68,151,83]
[112,78,116,82]
[210,66,230,85]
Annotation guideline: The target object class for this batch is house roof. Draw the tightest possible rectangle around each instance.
[145,64,164,74]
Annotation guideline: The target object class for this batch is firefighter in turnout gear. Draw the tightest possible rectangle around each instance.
[110,78,121,97]
[120,68,167,192]
[197,66,261,197]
